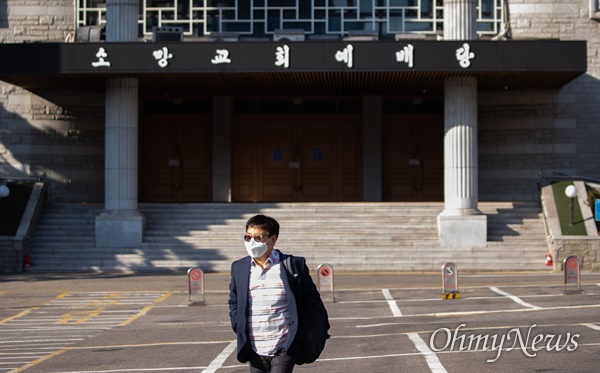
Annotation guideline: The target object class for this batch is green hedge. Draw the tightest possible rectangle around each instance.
[551,181,586,236]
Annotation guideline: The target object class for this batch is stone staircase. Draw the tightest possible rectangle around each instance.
[26,202,551,273]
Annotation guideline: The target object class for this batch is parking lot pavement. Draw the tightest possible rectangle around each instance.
[0,271,599,373]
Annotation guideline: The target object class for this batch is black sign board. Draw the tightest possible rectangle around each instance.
[0,40,586,74]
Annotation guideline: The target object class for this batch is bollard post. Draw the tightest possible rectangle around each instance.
[188,266,205,306]
[442,262,460,299]
[563,256,582,294]
[317,263,335,302]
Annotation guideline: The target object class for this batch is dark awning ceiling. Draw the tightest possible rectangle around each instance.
[0,40,587,96]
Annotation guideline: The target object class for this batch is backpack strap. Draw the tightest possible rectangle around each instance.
[281,254,303,305]
[281,253,298,280]
[282,255,293,276]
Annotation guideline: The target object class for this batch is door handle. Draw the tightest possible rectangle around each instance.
[172,144,183,192]
[411,147,423,192]
[292,144,302,192]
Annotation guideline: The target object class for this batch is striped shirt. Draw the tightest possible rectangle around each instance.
[247,250,290,357]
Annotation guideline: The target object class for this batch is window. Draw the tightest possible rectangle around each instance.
[77,0,505,39]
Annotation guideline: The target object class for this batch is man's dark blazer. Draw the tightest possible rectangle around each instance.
[228,249,321,363]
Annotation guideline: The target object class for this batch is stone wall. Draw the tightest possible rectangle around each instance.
[0,237,25,273]
[0,87,106,202]
[551,237,600,271]
[479,0,599,201]
[0,0,73,43]
[0,1,106,203]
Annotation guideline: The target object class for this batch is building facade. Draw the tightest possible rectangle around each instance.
[0,1,597,248]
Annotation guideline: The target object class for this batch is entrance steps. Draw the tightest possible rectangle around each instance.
[26,202,550,273]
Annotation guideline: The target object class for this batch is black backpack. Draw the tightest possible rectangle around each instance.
[282,255,330,365]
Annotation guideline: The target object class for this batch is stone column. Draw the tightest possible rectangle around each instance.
[104,77,139,212]
[438,0,486,248]
[443,0,477,40]
[96,1,144,248]
[438,77,486,247]
[105,0,139,42]
[443,77,479,214]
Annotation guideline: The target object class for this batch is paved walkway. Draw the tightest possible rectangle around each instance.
[1,271,599,372]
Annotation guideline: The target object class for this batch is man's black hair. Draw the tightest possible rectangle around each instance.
[246,214,280,238]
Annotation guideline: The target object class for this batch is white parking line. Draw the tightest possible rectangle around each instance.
[334,304,600,321]
[407,333,448,373]
[581,323,600,331]
[316,351,423,362]
[382,289,403,317]
[336,292,563,305]
[489,286,541,309]
[40,367,207,372]
[201,340,236,373]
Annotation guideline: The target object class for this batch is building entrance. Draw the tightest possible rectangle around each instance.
[140,113,212,202]
[232,113,362,202]
[383,113,444,201]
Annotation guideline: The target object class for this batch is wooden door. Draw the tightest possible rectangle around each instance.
[383,114,443,201]
[299,116,334,201]
[232,115,296,202]
[260,117,296,201]
[231,114,260,202]
[232,113,362,202]
[140,114,212,202]
[298,114,362,201]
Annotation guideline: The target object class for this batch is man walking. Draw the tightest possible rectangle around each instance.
[228,214,327,372]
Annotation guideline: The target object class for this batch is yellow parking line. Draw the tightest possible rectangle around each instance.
[0,306,40,325]
[0,292,70,325]
[118,291,174,327]
[8,347,73,373]
[56,294,121,325]
[73,340,231,350]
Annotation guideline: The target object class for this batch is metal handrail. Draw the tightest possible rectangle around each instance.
[541,174,600,183]
[0,177,44,183]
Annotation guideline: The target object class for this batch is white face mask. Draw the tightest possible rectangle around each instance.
[245,237,270,258]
